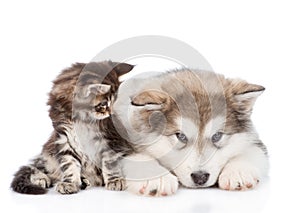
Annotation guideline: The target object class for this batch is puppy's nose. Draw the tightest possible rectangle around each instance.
[191,171,210,185]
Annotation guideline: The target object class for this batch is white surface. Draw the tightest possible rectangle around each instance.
[5,183,270,213]
[1,0,300,212]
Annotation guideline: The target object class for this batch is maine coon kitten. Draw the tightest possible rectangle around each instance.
[11,61,134,194]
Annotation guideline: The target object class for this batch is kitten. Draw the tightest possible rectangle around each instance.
[11,61,134,194]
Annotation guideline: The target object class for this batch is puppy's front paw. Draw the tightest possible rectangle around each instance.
[218,164,260,191]
[56,182,80,194]
[126,173,178,197]
[106,178,126,191]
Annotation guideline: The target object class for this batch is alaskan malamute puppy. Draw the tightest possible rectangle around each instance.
[113,69,269,196]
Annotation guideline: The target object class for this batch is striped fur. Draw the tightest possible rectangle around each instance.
[11,61,135,194]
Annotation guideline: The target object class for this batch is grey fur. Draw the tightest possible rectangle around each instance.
[11,61,134,194]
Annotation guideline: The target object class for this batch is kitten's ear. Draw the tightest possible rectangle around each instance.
[230,80,265,113]
[84,84,111,97]
[112,62,135,77]
[131,90,170,111]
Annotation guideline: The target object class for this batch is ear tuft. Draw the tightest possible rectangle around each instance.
[113,62,135,77]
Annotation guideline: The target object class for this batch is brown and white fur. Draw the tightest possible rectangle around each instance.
[11,61,135,194]
[112,69,269,196]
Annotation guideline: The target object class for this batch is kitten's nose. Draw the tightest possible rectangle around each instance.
[191,171,210,185]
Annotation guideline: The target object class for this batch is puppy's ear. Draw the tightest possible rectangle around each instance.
[131,90,170,111]
[112,62,135,77]
[84,84,111,97]
[230,80,265,112]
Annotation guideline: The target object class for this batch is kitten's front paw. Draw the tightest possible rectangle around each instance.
[126,173,178,197]
[80,178,91,190]
[106,178,126,191]
[56,182,80,194]
[218,163,260,191]
[30,173,51,188]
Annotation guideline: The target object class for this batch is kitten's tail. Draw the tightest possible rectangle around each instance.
[11,166,48,195]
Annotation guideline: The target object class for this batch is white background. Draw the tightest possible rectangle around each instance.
[0,0,299,212]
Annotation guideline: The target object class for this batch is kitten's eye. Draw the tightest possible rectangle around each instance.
[95,100,108,112]
[211,132,223,143]
[176,132,188,144]
[99,100,108,107]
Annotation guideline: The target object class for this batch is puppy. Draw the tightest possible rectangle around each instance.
[113,69,269,196]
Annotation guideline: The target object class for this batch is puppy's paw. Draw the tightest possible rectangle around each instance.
[56,182,80,194]
[106,178,126,191]
[30,173,51,188]
[218,163,260,191]
[126,173,178,197]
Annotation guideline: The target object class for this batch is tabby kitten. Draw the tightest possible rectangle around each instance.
[11,61,134,194]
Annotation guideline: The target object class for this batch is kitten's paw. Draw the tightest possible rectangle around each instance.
[218,163,260,191]
[56,182,80,194]
[30,173,51,188]
[106,178,126,191]
[126,173,178,197]
[80,178,91,190]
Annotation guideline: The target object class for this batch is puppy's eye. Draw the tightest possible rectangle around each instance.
[211,132,223,143]
[176,132,188,144]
